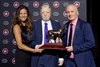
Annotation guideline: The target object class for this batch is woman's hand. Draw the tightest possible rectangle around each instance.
[35,44,44,53]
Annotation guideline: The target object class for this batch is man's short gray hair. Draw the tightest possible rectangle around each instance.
[41,3,51,11]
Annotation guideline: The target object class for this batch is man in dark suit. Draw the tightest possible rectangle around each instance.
[61,4,96,67]
[31,3,61,67]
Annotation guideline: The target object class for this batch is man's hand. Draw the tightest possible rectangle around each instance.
[66,46,73,52]
[56,37,62,43]
[58,58,64,66]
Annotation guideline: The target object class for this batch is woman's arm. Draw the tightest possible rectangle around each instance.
[13,24,36,53]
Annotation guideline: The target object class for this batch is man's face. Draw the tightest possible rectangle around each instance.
[40,7,51,21]
[65,5,78,21]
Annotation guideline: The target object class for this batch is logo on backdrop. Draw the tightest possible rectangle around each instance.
[1,58,8,63]
[63,11,67,17]
[13,1,20,8]
[12,39,16,45]
[33,1,39,8]
[53,1,59,8]
[12,49,16,54]
[3,39,9,44]
[33,12,39,16]
[3,29,9,36]
[53,12,59,16]
[3,21,9,26]
[12,57,15,64]
[3,2,9,7]
[74,1,80,7]
[3,11,9,17]
[2,48,9,55]
[23,2,29,7]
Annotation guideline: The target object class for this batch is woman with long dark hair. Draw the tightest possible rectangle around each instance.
[11,5,35,67]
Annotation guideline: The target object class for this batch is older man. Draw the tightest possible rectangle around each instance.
[31,3,61,67]
[61,4,96,67]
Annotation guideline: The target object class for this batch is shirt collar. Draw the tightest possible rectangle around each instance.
[70,17,78,26]
[42,20,50,24]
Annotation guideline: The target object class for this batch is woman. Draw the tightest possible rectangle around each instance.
[11,5,35,67]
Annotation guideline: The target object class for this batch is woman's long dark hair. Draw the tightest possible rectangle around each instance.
[11,5,32,33]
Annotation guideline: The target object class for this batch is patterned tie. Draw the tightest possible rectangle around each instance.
[44,22,48,43]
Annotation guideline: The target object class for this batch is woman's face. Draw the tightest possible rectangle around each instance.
[19,9,28,22]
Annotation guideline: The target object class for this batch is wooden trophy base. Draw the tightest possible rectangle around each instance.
[39,43,66,50]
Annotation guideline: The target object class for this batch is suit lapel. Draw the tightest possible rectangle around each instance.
[51,20,55,30]
[63,22,69,46]
[38,20,42,43]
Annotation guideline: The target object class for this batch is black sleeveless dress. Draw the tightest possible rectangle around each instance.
[15,26,32,67]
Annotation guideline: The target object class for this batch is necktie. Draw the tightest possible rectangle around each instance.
[68,24,73,46]
[68,24,74,59]
[44,22,48,43]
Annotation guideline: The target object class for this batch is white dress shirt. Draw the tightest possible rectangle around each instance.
[41,20,53,44]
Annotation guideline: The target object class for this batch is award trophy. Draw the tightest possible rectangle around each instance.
[39,29,66,50]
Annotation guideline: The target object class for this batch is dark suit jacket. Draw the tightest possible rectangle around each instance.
[62,18,96,67]
[31,19,61,67]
